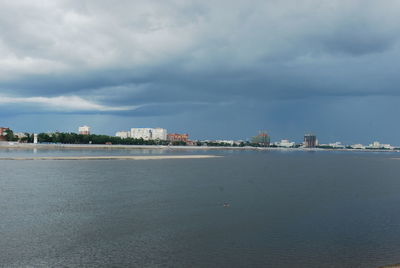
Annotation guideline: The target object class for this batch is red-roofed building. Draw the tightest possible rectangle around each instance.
[167,133,189,142]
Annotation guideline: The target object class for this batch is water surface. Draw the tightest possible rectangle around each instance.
[1,150,399,267]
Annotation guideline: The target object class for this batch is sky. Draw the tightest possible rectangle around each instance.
[1,0,400,144]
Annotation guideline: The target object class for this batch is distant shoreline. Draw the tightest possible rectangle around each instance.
[0,155,222,161]
[0,142,399,153]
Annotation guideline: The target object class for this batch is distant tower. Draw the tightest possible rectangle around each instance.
[79,125,91,135]
[304,133,317,148]
[33,134,38,144]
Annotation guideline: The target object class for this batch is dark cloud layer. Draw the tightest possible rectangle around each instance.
[1,0,400,143]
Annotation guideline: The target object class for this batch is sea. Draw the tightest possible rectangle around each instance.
[1,148,400,267]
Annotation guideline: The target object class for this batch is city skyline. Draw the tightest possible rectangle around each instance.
[2,124,398,148]
[1,1,400,144]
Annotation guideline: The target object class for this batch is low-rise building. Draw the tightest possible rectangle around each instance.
[14,132,27,138]
[14,132,28,141]
[216,140,235,145]
[351,144,365,149]
[328,142,345,148]
[382,144,394,150]
[275,139,295,148]
[167,133,189,142]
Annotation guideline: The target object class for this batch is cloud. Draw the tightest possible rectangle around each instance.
[0,95,138,112]
[1,0,400,143]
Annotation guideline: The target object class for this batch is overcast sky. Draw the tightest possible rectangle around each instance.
[1,0,400,144]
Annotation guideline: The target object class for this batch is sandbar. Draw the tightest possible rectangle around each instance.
[0,155,221,161]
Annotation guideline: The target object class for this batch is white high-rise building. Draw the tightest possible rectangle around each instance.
[131,128,152,140]
[79,125,91,135]
[151,128,167,140]
[130,128,167,140]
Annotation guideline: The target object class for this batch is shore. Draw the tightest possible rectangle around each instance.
[0,142,262,150]
[0,142,399,153]
[0,155,221,161]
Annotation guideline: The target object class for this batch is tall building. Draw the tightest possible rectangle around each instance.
[152,128,168,140]
[130,128,167,140]
[251,131,270,147]
[304,134,317,148]
[79,125,91,135]
[167,133,189,142]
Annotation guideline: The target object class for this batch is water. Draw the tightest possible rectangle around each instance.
[1,150,400,267]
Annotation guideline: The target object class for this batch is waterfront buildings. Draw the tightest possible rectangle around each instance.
[367,141,394,150]
[304,134,317,148]
[78,125,91,135]
[115,131,131,139]
[167,133,189,142]
[130,128,167,140]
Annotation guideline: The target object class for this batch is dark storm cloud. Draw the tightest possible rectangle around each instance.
[1,0,400,125]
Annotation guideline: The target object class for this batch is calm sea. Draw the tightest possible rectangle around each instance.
[1,149,400,267]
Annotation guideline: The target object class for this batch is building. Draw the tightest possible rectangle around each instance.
[0,127,9,141]
[351,144,365,149]
[130,128,167,140]
[79,125,91,135]
[14,132,27,139]
[131,128,152,140]
[382,144,394,150]
[304,134,317,148]
[167,133,189,142]
[152,128,167,140]
[115,131,131,139]
[215,140,235,145]
[251,131,270,147]
[276,139,295,148]
[368,141,382,149]
[328,142,344,148]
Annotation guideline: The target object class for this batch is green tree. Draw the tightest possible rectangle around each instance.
[5,129,18,141]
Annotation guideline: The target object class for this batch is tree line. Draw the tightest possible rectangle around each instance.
[4,129,274,147]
